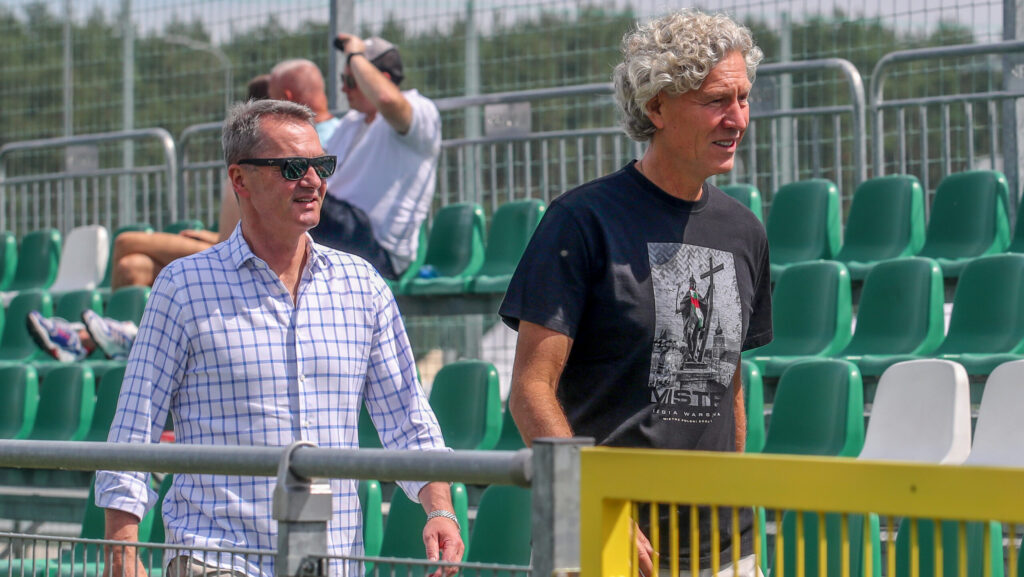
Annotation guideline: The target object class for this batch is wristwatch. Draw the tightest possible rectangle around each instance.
[426,509,461,531]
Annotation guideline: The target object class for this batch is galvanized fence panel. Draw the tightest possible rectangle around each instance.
[870,40,1024,208]
[178,122,226,231]
[0,129,178,239]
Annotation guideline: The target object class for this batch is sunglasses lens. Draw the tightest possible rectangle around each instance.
[281,159,308,181]
[311,156,336,178]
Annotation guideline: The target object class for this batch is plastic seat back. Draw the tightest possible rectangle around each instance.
[86,364,127,443]
[28,364,95,442]
[859,360,971,463]
[835,175,925,264]
[427,360,502,451]
[358,479,383,561]
[466,485,532,565]
[0,289,53,361]
[358,403,382,449]
[54,289,103,321]
[1008,191,1024,253]
[766,179,842,266]
[378,483,469,565]
[740,361,765,453]
[918,170,1011,260]
[8,229,61,292]
[49,225,109,293]
[0,231,17,291]
[0,364,38,440]
[763,359,864,457]
[105,285,151,323]
[894,519,1002,577]
[99,224,154,288]
[477,200,545,277]
[493,403,525,451]
[162,219,204,234]
[751,261,852,357]
[840,258,944,356]
[968,360,1024,467]
[937,254,1024,355]
[420,203,486,277]
[720,183,764,221]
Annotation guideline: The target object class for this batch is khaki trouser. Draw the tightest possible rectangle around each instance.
[166,556,249,577]
[652,553,763,577]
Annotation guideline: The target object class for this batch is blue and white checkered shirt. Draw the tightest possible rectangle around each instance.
[95,225,447,577]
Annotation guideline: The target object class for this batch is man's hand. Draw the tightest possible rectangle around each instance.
[104,509,148,577]
[335,33,366,55]
[418,482,465,577]
[635,523,655,577]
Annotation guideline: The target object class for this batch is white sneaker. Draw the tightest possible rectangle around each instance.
[81,310,137,360]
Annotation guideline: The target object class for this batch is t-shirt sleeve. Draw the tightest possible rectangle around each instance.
[396,93,441,156]
[499,202,592,339]
[742,235,773,350]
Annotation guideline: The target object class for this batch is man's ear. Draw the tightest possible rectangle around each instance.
[645,92,666,130]
[228,165,251,199]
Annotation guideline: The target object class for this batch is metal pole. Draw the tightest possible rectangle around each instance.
[531,437,593,577]
[273,442,331,577]
[1003,0,1024,214]
[121,0,134,228]
[328,0,355,112]
[779,12,794,186]
[62,0,73,137]
[464,0,482,202]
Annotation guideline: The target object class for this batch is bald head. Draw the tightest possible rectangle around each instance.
[269,59,330,119]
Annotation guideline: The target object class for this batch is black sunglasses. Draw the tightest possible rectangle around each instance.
[237,155,337,181]
[340,73,357,89]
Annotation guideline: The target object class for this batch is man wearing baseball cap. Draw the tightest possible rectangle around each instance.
[314,34,441,280]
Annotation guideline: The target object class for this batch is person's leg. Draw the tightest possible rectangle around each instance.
[82,310,137,360]
[111,231,214,289]
[310,196,398,279]
[26,311,92,362]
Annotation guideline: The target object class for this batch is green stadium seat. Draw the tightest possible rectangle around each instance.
[358,479,383,566]
[401,203,486,295]
[766,179,842,281]
[931,254,1024,383]
[493,404,526,451]
[375,483,469,576]
[468,199,546,294]
[916,170,1011,278]
[28,289,104,366]
[99,224,154,290]
[0,364,38,440]
[774,512,881,577]
[746,261,852,377]
[720,183,764,222]
[427,360,502,451]
[162,219,205,234]
[386,223,427,294]
[1008,188,1024,254]
[894,519,1002,577]
[83,286,147,371]
[762,359,864,457]
[1,289,54,362]
[0,231,18,291]
[834,175,926,280]
[838,258,944,378]
[740,361,765,453]
[358,403,382,449]
[466,485,532,566]
[6,229,61,293]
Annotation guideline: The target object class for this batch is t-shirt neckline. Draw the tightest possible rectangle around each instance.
[624,160,711,213]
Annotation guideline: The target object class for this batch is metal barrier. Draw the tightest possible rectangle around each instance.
[580,448,1024,577]
[178,121,226,230]
[870,40,1024,201]
[0,439,578,577]
[0,129,178,238]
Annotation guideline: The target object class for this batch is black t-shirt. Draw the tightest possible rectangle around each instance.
[499,161,773,564]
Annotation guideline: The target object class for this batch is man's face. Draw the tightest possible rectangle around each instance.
[648,51,751,180]
[342,65,377,115]
[235,117,326,235]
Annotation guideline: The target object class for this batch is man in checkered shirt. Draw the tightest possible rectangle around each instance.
[95,99,462,577]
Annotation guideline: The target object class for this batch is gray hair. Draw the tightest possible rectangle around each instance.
[613,10,763,142]
[222,99,316,167]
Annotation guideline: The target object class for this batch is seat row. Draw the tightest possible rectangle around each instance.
[724,170,1017,282]
[385,199,545,296]
[740,357,1024,577]
[746,254,1024,390]
[0,219,204,300]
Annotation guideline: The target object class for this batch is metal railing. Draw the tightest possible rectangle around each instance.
[870,40,1024,203]
[0,129,178,238]
[0,439,588,577]
[580,448,1024,577]
[177,121,226,230]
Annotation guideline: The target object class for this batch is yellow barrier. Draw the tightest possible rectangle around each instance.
[580,448,1024,577]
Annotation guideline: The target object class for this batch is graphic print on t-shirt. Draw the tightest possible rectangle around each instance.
[648,243,742,424]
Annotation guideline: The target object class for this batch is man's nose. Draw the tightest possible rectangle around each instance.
[724,99,748,130]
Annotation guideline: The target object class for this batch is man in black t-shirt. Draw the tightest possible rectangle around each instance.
[499,9,772,577]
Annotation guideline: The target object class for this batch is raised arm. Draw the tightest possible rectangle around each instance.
[337,33,413,134]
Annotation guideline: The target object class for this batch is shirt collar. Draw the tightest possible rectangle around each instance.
[226,223,330,274]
